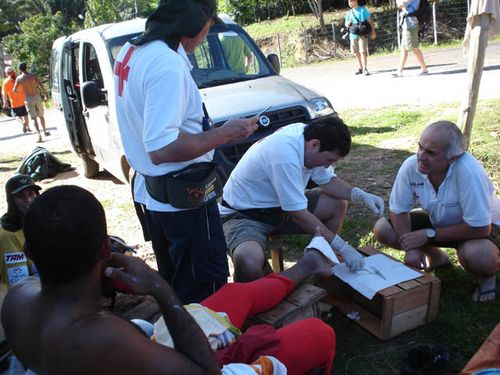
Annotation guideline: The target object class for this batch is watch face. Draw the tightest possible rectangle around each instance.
[426,228,436,238]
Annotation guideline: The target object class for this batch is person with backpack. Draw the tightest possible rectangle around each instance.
[393,0,429,77]
[345,0,377,76]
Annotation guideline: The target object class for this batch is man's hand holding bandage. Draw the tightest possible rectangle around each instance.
[331,234,365,272]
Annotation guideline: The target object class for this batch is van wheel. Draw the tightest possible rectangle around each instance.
[81,154,99,178]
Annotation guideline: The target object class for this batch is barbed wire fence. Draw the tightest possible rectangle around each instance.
[256,0,470,68]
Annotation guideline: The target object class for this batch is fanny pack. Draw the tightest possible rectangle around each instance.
[145,162,222,209]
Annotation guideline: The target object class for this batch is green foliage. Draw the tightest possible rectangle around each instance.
[3,12,74,83]
[84,0,158,27]
[219,0,338,25]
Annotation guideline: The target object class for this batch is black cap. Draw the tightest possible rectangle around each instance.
[18,62,27,71]
[5,174,41,196]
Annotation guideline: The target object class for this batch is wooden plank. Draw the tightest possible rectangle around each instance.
[253,300,298,326]
[398,280,421,290]
[390,305,428,338]
[427,279,441,323]
[324,294,384,340]
[381,296,394,340]
[286,283,326,308]
[391,284,430,314]
[270,248,284,273]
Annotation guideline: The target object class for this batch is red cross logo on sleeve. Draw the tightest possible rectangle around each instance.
[114,45,135,97]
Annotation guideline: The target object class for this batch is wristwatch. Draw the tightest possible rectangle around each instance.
[425,228,436,241]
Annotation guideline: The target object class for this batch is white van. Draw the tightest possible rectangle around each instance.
[50,15,335,183]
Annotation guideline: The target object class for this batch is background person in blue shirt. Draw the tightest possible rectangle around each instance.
[393,0,428,77]
[345,0,377,76]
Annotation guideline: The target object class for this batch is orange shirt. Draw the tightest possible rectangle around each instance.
[2,79,25,108]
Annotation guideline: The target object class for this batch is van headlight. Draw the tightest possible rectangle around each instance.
[310,97,334,116]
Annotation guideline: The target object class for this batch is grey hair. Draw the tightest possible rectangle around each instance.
[428,121,465,159]
[4,66,13,75]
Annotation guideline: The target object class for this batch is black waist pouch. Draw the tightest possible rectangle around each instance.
[145,162,222,209]
[221,199,287,227]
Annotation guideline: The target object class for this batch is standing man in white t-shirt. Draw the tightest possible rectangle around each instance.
[114,0,258,304]
[221,115,385,282]
[373,121,499,302]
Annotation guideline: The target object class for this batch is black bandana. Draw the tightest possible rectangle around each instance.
[131,0,217,51]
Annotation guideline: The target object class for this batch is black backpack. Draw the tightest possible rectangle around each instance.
[408,0,432,25]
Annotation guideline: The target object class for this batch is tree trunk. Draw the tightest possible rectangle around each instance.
[0,45,5,79]
[307,0,325,31]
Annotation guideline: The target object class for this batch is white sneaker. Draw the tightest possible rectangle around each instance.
[392,70,403,78]
[415,69,429,76]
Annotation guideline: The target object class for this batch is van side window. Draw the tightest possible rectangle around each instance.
[83,43,104,89]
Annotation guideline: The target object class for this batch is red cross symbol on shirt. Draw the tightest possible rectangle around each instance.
[114,45,135,97]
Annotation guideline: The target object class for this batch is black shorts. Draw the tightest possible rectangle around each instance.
[389,209,500,249]
[12,106,28,117]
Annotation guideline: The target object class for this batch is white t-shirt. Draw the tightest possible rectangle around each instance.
[221,123,335,213]
[114,41,212,212]
[389,153,500,227]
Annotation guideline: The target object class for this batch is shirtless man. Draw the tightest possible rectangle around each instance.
[13,63,50,143]
[1,185,336,374]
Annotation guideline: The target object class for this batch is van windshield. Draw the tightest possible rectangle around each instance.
[106,25,274,89]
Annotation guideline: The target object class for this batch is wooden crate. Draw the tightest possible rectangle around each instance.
[318,246,441,340]
[247,282,326,328]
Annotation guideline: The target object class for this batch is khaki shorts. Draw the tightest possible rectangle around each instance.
[402,27,419,50]
[351,36,369,54]
[222,188,322,255]
[25,96,44,120]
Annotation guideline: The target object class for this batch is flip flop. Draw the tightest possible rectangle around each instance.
[305,236,340,265]
[471,285,498,303]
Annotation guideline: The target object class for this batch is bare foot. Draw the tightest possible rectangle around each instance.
[404,248,428,270]
[301,227,335,278]
[425,246,450,270]
[404,248,450,271]
[472,275,497,302]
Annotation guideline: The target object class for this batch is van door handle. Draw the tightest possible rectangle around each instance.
[83,109,89,118]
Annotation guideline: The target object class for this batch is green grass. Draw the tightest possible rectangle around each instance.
[245,11,345,40]
[281,98,499,374]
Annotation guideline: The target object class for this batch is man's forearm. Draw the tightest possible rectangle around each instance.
[150,281,220,374]
[434,223,491,242]
[390,212,412,238]
[289,209,336,243]
[318,177,353,201]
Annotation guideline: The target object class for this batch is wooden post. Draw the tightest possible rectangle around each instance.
[276,33,282,69]
[304,30,309,64]
[457,14,490,150]
[332,21,337,57]
[432,2,438,45]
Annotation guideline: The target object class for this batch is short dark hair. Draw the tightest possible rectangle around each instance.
[18,63,27,72]
[23,185,107,286]
[304,115,351,156]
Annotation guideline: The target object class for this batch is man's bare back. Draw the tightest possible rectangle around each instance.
[14,73,43,99]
